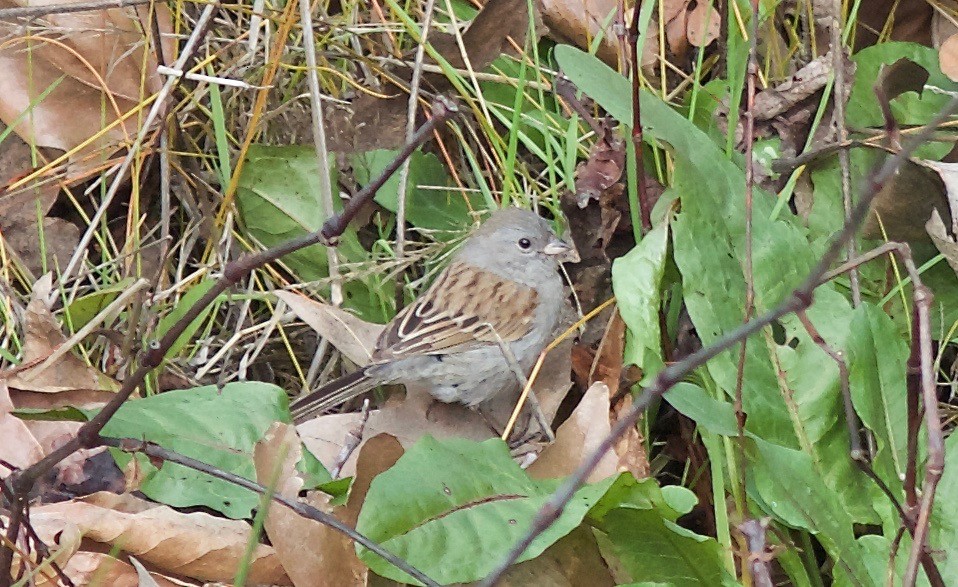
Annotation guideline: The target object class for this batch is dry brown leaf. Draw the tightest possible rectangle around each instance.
[344,433,405,524]
[528,382,618,482]
[754,54,833,121]
[574,120,625,208]
[927,210,958,276]
[254,422,367,587]
[0,380,45,475]
[685,1,720,47]
[59,552,187,587]
[5,275,116,393]
[941,34,958,81]
[664,7,689,58]
[0,0,173,159]
[276,290,381,365]
[864,159,951,241]
[34,491,291,585]
[540,0,617,63]
[8,511,82,585]
[0,128,77,276]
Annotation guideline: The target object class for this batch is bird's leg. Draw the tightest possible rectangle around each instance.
[482,325,556,443]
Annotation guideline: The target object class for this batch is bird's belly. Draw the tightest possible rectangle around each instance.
[384,343,534,406]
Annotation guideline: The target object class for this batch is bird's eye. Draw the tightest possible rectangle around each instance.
[518,238,531,249]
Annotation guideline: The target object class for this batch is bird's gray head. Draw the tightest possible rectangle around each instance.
[455,207,573,285]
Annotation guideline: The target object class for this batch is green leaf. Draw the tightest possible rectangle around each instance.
[845,304,908,493]
[847,43,958,129]
[235,144,385,320]
[750,438,873,586]
[153,279,217,358]
[13,406,92,422]
[351,150,481,235]
[664,383,739,437]
[602,508,733,586]
[356,436,617,584]
[63,277,137,330]
[613,221,668,383]
[99,382,290,519]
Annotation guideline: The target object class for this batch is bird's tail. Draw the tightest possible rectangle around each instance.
[290,369,382,423]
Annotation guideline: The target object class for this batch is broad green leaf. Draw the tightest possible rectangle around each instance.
[845,304,908,493]
[235,144,384,320]
[100,382,292,518]
[750,438,873,586]
[356,436,617,584]
[834,535,930,587]
[613,221,668,383]
[847,43,958,129]
[602,507,734,586]
[664,383,739,437]
[63,277,136,330]
[351,150,480,235]
[153,279,217,358]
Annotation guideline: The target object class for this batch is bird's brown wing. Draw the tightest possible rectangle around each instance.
[373,262,539,361]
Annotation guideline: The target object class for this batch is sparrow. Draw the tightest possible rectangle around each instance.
[290,206,572,424]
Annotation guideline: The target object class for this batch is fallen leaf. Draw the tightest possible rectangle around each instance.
[864,159,951,241]
[0,0,174,160]
[941,34,958,81]
[276,290,381,366]
[0,128,77,277]
[528,382,618,481]
[0,380,45,475]
[5,275,117,393]
[754,54,833,121]
[685,1,720,48]
[34,492,290,584]
[59,552,187,587]
[254,423,367,587]
[927,210,958,276]
[574,119,626,208]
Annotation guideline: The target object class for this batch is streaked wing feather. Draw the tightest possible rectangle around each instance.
[373,262,538,360]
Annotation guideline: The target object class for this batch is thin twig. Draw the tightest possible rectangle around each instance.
[98,436,440,587]
[0,0,152,20]
[478,91,958,587]
[732,8,760,582]
[394,0,437,309]
[628,0,649,233]
[830,1,860,305]
[299,0,342,307]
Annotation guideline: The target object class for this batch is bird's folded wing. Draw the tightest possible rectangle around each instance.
[373,262,538,360]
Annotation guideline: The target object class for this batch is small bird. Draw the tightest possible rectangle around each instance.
[290,207,572,425]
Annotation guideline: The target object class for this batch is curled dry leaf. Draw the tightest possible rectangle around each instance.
[59,552,187,587]
[0,128,78,277]
[754,54,833,121]
[941,34,958,82]
[527,382,619,482]
[8,512,81,585]
[0,381,44,475]
[6,276,117,393]
[276,290,381,365]
[574,119,626,208]
[34,491,290,585]
[927,209,958,276]
[685,1,720,47]
[254,422,367,587]
[0,0,173,161]
[540,0,617,64]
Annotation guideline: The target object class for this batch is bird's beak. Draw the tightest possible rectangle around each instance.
[543,239,580,263]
